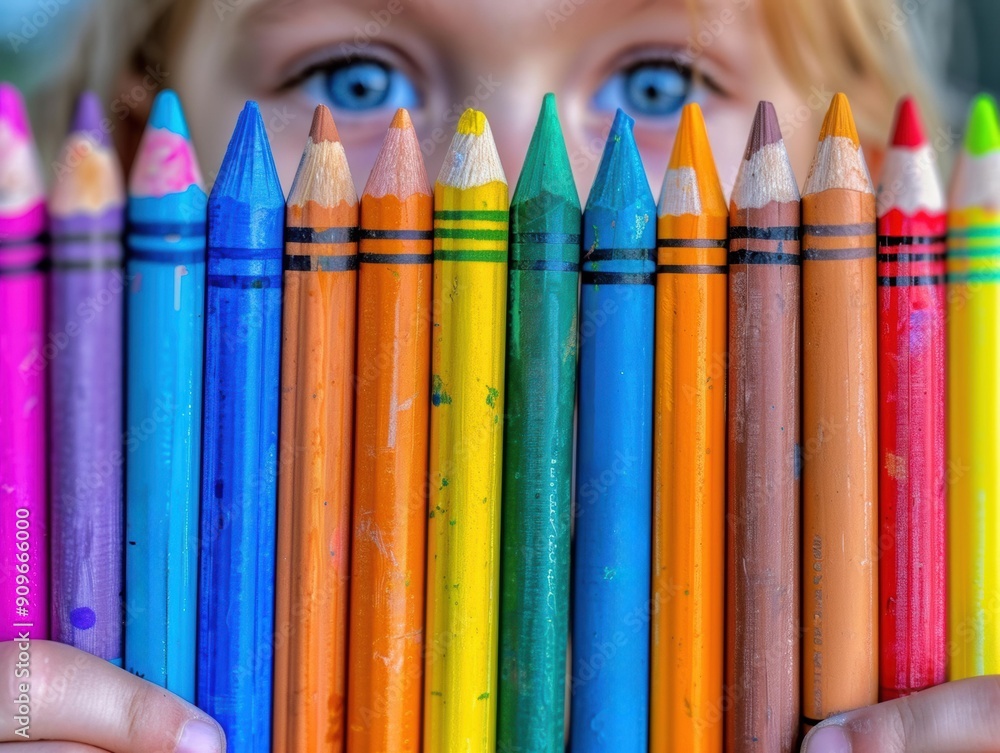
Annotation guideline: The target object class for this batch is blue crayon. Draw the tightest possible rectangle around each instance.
[197,101,283,751]
[570,109,655,753]
[124,90,206,700]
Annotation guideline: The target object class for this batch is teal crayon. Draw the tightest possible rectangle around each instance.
[125,90,207,699]
[498,93,580,753]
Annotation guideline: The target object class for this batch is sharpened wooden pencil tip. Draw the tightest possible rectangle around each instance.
[457,108,486,136]
[964,94,1000,156]
[818,93,860,146]
[744,101,782,160]
[390,107,413,130]
[310,105,339,143]
[890,96,925,148]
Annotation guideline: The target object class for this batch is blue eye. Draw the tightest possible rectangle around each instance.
[594,62,694,118]
[305,58,419,113]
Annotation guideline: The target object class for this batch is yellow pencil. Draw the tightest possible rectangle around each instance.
[424,108,508,753]
[948,94,1000,678]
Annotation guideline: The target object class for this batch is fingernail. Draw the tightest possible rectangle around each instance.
[176,719,224,753]
[805,724,852,753]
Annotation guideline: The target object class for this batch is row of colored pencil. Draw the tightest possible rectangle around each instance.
[0,79,996,753]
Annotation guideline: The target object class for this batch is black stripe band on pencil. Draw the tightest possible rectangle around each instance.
[877,234,947,247]
[729,226,799,241]
[510,259,579,272]
[284,254,359,272]
[0,259,47,275]
[129,249,205,264]
[285,226,359,244]
[128,220,207,238]
[877,252,947,262]
[802,247,876,261]
[583,248,655,262]
[878,274,945,286]
[50,257,123,271]
[358,252,431,265]
[657,238,728,248]
[0,233,47,248]
[512,232,582,245]
[50,232,123,244]
[803,223,875,237]
[581,270,654,285]
[359,229,433,241]
[728,250,800,266]
[657,264,727,274]
[208,274,282,288]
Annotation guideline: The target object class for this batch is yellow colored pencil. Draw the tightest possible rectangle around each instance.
[424,108,508,753]
[948,94,1000,678]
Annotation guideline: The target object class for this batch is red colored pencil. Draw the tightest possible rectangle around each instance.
[876,96,947,700]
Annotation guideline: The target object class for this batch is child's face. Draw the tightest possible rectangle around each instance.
[167,0,829,196]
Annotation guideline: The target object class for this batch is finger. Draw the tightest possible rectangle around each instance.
[1,640,224,753]
[801,676,1000,753]
[0,743,109,752]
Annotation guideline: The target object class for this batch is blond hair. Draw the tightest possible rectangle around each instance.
[756,0,955,150]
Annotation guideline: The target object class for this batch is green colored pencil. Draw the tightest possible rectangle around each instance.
[497,93,580,752]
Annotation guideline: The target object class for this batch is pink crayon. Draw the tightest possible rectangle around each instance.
[0,82,48,641]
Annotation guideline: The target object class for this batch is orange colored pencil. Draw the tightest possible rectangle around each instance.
[347,109,432,753]
[651,103,727,753]
[273,106,358,753]
[801,93,879,727]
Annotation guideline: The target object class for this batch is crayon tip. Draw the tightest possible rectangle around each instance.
[0,82,31,138]
[587,108,652,210]
[457,108,486,136]
[889,96,926,148]
[309,104,339,143]
[512,93,577,207]
[71,91,109,146]
[147,90,190,137]
[964,94,1000,156]
[744,101,782,160]
[212,101,282,204]
[390,107,413,130]
[818,92,860,147]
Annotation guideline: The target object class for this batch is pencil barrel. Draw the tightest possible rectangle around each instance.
[498,214,579,752]
[947,211,1000,677]
[652,220,727,753]
[572,250,654,753]
[801,188,879,720]
[876,215,947,699]
[198,251,282,752]
[124,227,205,699]
[347,194,430,753]
[726,205,801,752]
[49,227,124,664]
[424,190,508,753]
[0,233,48,641]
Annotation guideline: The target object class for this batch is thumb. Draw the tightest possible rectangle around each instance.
[801,676,1000,753]
[1,640,225,752]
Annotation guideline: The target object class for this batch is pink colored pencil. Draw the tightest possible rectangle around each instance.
[0,82,48,641]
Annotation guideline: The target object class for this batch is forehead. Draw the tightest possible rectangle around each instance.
[239,0,700,29]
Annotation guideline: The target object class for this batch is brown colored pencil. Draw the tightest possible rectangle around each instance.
[801,93,879,726]
[726,101,801,753]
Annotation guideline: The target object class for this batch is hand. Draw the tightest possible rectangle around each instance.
[801,677,1000,753]
[1,640,225,752]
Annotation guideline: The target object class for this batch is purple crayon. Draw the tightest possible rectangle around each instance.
[48,92,125,663]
